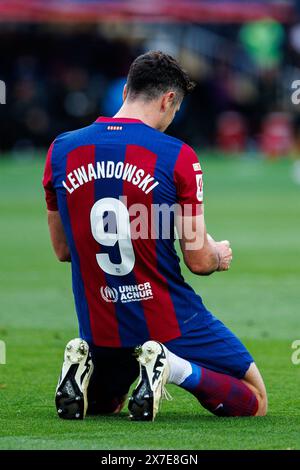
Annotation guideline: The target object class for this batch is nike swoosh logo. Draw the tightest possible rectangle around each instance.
[214,403,224,411]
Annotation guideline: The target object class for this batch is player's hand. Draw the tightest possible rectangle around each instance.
[215,240,233,271]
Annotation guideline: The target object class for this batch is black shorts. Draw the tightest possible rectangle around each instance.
[87,344,139,414]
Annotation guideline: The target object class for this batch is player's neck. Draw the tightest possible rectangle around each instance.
[114,102,159,130]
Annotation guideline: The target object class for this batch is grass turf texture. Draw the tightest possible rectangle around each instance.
[0,154,299,450]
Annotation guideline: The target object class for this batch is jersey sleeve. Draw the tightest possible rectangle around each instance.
[174,143,203,216]
[42,141,58,211]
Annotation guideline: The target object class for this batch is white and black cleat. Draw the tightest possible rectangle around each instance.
[128,341,171,422]
[55,338,94,420]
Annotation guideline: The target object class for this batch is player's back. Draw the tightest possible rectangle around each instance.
[44,117,207,347]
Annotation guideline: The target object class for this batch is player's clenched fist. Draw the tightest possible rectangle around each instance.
[215,240,233,271]
[207,234,233,272]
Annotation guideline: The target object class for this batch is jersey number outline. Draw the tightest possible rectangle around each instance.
[90,197,135,276]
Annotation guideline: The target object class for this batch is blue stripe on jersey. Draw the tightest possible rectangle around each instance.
[50,140,93,343]
[93,140,150,346]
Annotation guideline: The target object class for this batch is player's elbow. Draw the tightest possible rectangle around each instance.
[185,259,213,276]
[185,252,218,276]
[55,245,71,262]
[57,252,71,262]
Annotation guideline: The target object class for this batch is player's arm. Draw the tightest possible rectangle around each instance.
[177,214,232,275]
[47,210,71,262]
[42,141,71,263]
[174,143,232,275]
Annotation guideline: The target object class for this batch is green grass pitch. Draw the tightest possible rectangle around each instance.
[0,154,299,450]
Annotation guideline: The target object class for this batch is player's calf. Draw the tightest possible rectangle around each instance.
[181,365,259,417]
[55,338,94,420]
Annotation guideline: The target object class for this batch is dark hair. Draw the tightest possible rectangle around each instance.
[126,51,195,102]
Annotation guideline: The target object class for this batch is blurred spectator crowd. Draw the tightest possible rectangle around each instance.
[1,20,300,156]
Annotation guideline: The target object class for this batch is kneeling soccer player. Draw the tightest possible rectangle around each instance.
[43,51,267,421]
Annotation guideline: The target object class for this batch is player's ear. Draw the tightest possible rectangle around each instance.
[160,91,175,113]
[123,84,128,102]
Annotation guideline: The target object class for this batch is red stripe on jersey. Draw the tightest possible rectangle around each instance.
[43,141,58,211]
[123,144,181,342]
[66,145,121,347]
[95,117,143,124]
[174,143,203,217]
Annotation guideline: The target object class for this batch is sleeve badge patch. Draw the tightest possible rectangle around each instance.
[196,174,203,202]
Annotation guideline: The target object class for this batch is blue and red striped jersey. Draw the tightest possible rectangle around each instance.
[43,117,207,347]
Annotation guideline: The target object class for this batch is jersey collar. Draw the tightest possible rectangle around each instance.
[95,117,144,124]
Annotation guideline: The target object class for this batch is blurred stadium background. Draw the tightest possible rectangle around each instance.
[0,0,300,450]
[2,0,300,155]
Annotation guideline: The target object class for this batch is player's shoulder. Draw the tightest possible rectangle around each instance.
[149,126,184,147]
[53,123,95,148]
[174,140,198,158]
[156,128,197,154]
[143,125,192,157]
[48,124,97,169]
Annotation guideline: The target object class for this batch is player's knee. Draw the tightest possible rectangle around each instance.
[243,362,267,416]
[255,389,268,416]
[246,381,268,416]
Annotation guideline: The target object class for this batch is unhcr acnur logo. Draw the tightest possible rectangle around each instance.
[100,286,119,303]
